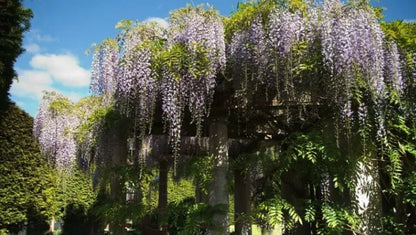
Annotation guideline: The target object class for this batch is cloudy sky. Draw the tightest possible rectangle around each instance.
[10,0,416,116]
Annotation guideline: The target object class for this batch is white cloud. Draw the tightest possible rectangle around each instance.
[11,69,87,110]
[25,43,40,54]
[11,70,53,99]
[144,17,169,29]
[30,54,91,87]
[404,19,416,23]
[10,54,90,114]
[27,29,55,43]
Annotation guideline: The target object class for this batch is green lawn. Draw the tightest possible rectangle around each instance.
[229,224,282,235]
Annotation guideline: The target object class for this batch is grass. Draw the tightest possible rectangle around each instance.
[229,224,283,235]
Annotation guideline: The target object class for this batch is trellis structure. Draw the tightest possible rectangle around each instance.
[33,0,416,234]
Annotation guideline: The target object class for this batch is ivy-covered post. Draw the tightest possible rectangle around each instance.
[281,168,310,234]
[108,112,129,235]
[158,158,168,231]
[356,158,382,234]
[208,114,229,235]
[234,165,252,235]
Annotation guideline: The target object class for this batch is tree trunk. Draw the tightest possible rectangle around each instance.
[234,167,251,235]
[261,226,275,235]
[281,168,309,234]
[207,117,229,235]
[48,217,55,235]
[109,114,129,235]
[158,159,168,230]
[356,159,382,234]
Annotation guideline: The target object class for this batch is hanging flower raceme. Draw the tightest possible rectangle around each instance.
[268,9,307,57]
[161,5,225,153]
[384,41,403,92]
[34,92,79,170]
[320,0,387,135]
[116,23,163,132]
[229,16,268,86]
[321,0,385,99]
[267,8,315,100]
[90,39,119,102]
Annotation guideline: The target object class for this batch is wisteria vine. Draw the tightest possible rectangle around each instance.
[34,92,79,170]
[90,5,225,158]
[227,0,404,138]
[35,1,409,172]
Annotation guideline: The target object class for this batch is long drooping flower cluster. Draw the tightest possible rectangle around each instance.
[229,16,267,87]
[227,0,404,132]
[34,92,79,170]
[268,8,316,101]
[268,9,307,57]
[384,41,403,92]
[228,4,319,107]
[321,0,386,126]
[90,39,119,100]
[89,7,225,156]
[64,1,410,168]
[166,6,225,141]
[116,23,162,133]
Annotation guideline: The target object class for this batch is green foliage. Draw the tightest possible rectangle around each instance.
[168,173,195,204]
[63,168,97,214]
[142,169,196,212]
[29,166,97,232]
[153,41,213,83]
[48,98,73,115]
[0,0,32,107]
[169,3,220,28]
[225,0,275,41]
[382,21,416,53]
[167,198,228,235]
[73,96,110,144]
[362,80,416,232]
[0,102,50,232]
[185,156,213,196]
[91,192,145,225]
[304,201,361,234]
[320,202,360,234]
[255,197,302,232]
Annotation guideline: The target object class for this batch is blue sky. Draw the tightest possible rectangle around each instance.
[10,0,416,117]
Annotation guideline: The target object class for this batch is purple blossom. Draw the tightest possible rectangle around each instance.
[321,0,385,94]
[34,92,79,170]
[384,41,403,92]
[164,6,226,149]
[268,9,306,56]
[90,39,119,101]
[320,0,387,131]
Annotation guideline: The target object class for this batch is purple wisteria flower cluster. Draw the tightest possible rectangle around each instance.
[320,0,403,140]
[229,16,267,87]
[227,0,404,137]
[90,6,225,155]
[34,92,79,170]
[116,23,160,132]
[384,41,403,92]
[38,1,409,169]
[321,0,385,123]
[165,6,225,148]
[228,4,316,103]
[90,39,119,104]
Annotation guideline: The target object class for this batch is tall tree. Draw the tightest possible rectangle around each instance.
[0,0,32,109]
[0,101,50,233]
